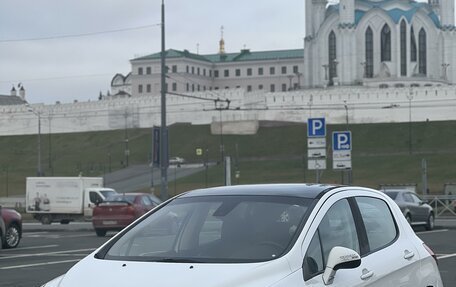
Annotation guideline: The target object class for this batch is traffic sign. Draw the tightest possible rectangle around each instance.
[307,148,327,158]
[196,148,203,156]
[333,150,351,160]
[308,138,326,149]
[333,160,352,170]
[307,118,326,137]
[333,131,352,151]
[308,159,327,170]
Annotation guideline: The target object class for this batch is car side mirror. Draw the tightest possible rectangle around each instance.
[322,247,361,285]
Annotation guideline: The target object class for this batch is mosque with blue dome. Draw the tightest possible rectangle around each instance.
[304,0,456,88]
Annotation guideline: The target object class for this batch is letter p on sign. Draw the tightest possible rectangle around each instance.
[333,131,352,151]
[307,118,326,137]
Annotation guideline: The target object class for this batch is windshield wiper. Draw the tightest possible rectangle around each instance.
[152,258,203,263]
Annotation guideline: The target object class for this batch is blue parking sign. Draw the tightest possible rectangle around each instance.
[307,118,326,137]
[333,131,352,151]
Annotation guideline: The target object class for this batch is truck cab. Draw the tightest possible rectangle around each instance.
[84,188,117,218]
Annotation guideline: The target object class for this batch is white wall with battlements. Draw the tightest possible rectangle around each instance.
[0,86,455,136]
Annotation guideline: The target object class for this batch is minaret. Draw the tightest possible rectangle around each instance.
[340,0,355,25]
[312,0,328,34]
[305,0,314,36]
[429,0,441,18]
[219,26,225,54]
[441,0,455,27]
[10,86,17,97]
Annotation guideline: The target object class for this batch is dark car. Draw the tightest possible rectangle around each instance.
[0,206,23,249]
[92,193,161,237]
[383,190,434,230]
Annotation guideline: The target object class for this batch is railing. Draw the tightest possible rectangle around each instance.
[422,195,456,217]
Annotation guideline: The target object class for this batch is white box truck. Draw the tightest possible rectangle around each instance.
[26,177,117,224]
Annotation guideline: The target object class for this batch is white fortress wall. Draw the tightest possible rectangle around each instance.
[0,86,455,136]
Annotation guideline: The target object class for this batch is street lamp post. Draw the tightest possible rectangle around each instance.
[160,0,169,200]
[27,106,42,176]
[407,89,414,155]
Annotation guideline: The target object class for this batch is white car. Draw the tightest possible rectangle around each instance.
[42,184,443,287]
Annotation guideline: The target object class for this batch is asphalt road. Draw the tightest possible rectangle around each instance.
[1,224,455,286]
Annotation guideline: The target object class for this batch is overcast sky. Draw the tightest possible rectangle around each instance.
[0,0,307,104]
[0,0,437,104]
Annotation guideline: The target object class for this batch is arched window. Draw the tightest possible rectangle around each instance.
[400,20,407,76]
[419,28,427,75]
[328,31,337,85]
[365,27,374,78]
[410,27,417,62]
[381,24,391,62]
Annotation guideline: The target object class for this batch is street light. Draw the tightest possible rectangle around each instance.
[27,105,42,176]
[407,88,414,155]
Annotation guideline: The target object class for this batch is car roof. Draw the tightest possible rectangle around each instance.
[179,184,339,199]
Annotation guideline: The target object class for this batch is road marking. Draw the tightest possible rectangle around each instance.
[437,253,456,260]
[0,248,95,260]
[416,229,448,235]
[0,259,81,270]
[0,245,58,252]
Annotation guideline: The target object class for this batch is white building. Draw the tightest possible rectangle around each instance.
[304,0,456,88]
[111,39,304,97]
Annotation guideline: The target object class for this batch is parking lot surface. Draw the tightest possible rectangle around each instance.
[0,223,455,286]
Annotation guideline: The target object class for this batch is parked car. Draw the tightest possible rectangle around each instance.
[0,206,22,249]
[43,184,443,287]
[92,193,161,237]
[383,189,434,230]
[169,156,185,165]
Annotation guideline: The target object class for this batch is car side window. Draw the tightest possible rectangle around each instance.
[403,193,414,203]
[304,199,359,280]
[410,193,422,204]
[141,195,153,206]
[356,197,397,252]
[89,192,102,204]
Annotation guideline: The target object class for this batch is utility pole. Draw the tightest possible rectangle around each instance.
[160,0,169,201]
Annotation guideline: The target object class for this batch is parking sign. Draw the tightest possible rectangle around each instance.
[307,118,326,137]
[333,131,352,151]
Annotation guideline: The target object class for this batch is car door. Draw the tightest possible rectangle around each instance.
[409,193,428,222]
[302,196,366,286]
[353,196,421,286]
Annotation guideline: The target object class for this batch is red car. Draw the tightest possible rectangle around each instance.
[0,206,22,249]
[92,193,161,237]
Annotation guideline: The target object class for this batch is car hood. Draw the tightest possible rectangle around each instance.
[59,254,292,287]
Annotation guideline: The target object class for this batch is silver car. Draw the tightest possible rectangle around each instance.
[383,190,434,230]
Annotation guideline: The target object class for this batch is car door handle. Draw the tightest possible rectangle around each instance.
[404,250,415,260]
[360,269,374,280]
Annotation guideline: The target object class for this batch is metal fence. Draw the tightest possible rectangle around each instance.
[423,195,456,217]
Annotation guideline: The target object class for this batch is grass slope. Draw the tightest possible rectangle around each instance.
[1,121,455,197]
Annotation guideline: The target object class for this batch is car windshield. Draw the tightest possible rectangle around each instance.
[106,194,137,204]
[103,195,312,263]
[100,190,117,199]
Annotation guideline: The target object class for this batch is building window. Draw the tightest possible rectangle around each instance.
[224,69,229,77]
[258,67,264,75]
[138,67,143,75]
[146,67,151,74]
[197,67,200,75]
[270,67,275,75]
[138,84,143,93]
[281,84,287,91]
[381,24,391,62]
[281,66,287,74]
[419,28,427,75]
[198,85,200,91]
[247,85,252,92]
[400,20,407,76]
[225,86,229,89]
[192,84,195,92]
[146,84,151,93]
[214,70,219,77]
[172,65,177,73]
[172,82,177,91]
[365,27,374,78]
[411,27,417,62]
[186,66,189,73]
[191,67,195,74]
[259,84,263,90]
[203,69,206,76]
[247,68,252,76]
[236,69,241,77]
[186,83,189,92]
[270,84,275,92]
[214,87,219,90]
[209,70,212,77]
[293,66,299,73]
[203,86,206,91]
[328,31,337,85]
